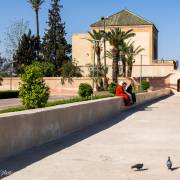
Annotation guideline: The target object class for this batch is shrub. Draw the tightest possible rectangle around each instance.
[0,72,10,77]
[141,80,150,91]
[78,83,93,98]
[108,82,118,94]
[0,90,19,99]
[61,60,83,85]
[19,64,49,109]
[32,61,55,77]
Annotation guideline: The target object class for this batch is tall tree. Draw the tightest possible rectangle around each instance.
[42,0,71,75]
[124,41,144,77]
[107,28,135,82]
[88,30,103,68]
[13,30,39,74]
[27,0,44,37]
[88,30,104,90]
[4,19,29,60]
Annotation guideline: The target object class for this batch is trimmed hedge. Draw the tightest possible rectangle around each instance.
[0,91,19,99]
[141,80,150,91]
[78,83,93,98]
[108,82,118,95]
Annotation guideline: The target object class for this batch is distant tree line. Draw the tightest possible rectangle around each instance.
[0,0,72,77]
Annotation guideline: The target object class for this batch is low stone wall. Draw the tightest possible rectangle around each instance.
[0,89,172,160]
[0,77,93,96]
[136,89,171,104]
[0,75,178,96]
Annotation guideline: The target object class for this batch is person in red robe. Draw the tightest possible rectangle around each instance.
[115,81,130,106]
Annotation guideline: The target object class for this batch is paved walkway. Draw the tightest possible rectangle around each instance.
[1,94,180,180]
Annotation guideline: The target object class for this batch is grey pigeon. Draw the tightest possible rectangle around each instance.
[166,156,172,170]
[131,163,143,170]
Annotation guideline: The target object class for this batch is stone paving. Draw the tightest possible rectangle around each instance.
[1,94,180,180]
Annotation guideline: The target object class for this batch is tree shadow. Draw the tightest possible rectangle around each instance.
[0,95,171,179]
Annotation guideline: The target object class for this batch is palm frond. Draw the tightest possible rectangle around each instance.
[27,0,45,11]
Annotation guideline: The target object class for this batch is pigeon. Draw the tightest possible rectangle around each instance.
[166,156,172,170]
[131,163,144,170]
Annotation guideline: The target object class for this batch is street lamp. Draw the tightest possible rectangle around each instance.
[9,60,16,91]
[101,16,108,90]
[101,17,107,68]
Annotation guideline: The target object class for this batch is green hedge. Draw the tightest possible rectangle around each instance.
[108,82,118,95]
[78,83,93,98]
[141,80,150,91]
[0,91,19,99]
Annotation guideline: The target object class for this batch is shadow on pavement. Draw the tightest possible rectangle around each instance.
[134,168,149,171]
[0,95,171,179]
[171,167,180,171]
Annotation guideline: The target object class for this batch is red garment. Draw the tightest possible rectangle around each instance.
[116,85,130,106]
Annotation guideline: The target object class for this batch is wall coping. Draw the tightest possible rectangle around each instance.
[0,89,171,118]
[0,96,120,118]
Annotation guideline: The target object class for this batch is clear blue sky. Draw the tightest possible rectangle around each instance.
[0,0,180,65]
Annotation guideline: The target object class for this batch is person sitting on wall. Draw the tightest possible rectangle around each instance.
[115,81,130,106]
[126,83,136,104]
[123,82,133,104]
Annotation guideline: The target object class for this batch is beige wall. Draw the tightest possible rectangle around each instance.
[0,89,172,160]
[0,77,93,96]
[72,24,168,79]
[73,25,155,66]
[169,70,180,91]
[72,33,92,66]
[76,64,174,78]
[0,68,177,97]
[132,64,174,77]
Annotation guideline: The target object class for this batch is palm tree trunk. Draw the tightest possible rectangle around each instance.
[96,46,104,90]
[35,10,39,37]
[112,59,119,83]
[112,48,119,83]
[122,56,126,77]
[112,60,117,83]
[127,63,133,77]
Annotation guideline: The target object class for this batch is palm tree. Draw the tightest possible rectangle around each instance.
[124,41,144,77]
[88,30,104,90]
[107,28,135,82]
[88,30,103,68]
[28,0,45,37]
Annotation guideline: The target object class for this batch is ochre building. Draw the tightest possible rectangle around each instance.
[72,9,176,78]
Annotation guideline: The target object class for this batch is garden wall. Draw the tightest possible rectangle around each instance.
[0,76,174,97]
[0,77,93,96]
[0,89,172,160]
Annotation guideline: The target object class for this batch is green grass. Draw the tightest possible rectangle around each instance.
[0,94,114,115]
[0,106,26,114]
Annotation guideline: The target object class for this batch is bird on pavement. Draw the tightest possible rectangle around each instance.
[166,156,172,170]
[131,163,144,170]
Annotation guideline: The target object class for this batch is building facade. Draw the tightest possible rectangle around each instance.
[72,9,175,78]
